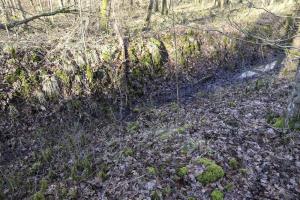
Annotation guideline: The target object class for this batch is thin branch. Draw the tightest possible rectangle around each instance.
[244,0,300,19]
[0,6,78,30]
[226,7,299,44]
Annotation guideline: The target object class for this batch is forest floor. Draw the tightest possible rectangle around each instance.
[1,2,300,200]
[1,52,300,199]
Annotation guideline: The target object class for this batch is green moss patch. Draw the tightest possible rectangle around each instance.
[228,158,239,170]
[123,147,134,157]
[177,166,189,177]
[196,158,225,185]
[55,69,70,86]
[211,189,224,200]
[224,182,234,192]
[196,158,215,166]
[126,121,140,133]
[86,65,94,84]
[273,117,285,128]
[32,191,45,200]
[40,178,48,193]
[147,166,158,175]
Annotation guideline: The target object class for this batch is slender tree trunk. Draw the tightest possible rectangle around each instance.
[0,0,10,22]
[161,0,167,15]
[16,0,26,19]
[60,0,64,8]
[100,0,109,30]
[220,0,230,9]
[29,0,38,12]
[154,0,159,12]
[111,0,129,106]
[38,0,44,12]
[49,0,54,22]
[214,0,220,7]
[7,0,15,16]
[287,22,300,123]
[145,0,154,29]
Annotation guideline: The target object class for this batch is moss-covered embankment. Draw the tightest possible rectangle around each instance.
[0,26,285,111]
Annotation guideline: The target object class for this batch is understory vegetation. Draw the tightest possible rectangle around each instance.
[0,0,300,199]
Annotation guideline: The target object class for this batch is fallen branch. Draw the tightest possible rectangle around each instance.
[0,7,78,30]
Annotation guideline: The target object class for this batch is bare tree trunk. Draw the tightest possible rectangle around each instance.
[29,0,38,12]
[111,0,129,106]
[38,0,44,12]
[154,0,159,11]
[161,0,167,15]
[60,0,64,8]
[16,0,26,19]
[100,0,109,30]
[287,23,300,124]
[49,0,54,22]
[214,0,220,7]
[168,0,172,10]
[0,0,10,22]
[145,0,154,29]
[7,0,15,16]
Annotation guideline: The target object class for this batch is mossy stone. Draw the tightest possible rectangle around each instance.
[179,35,200,56]
[42,76,60,98]
[147,38,166,67]
[140,49,152,67]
